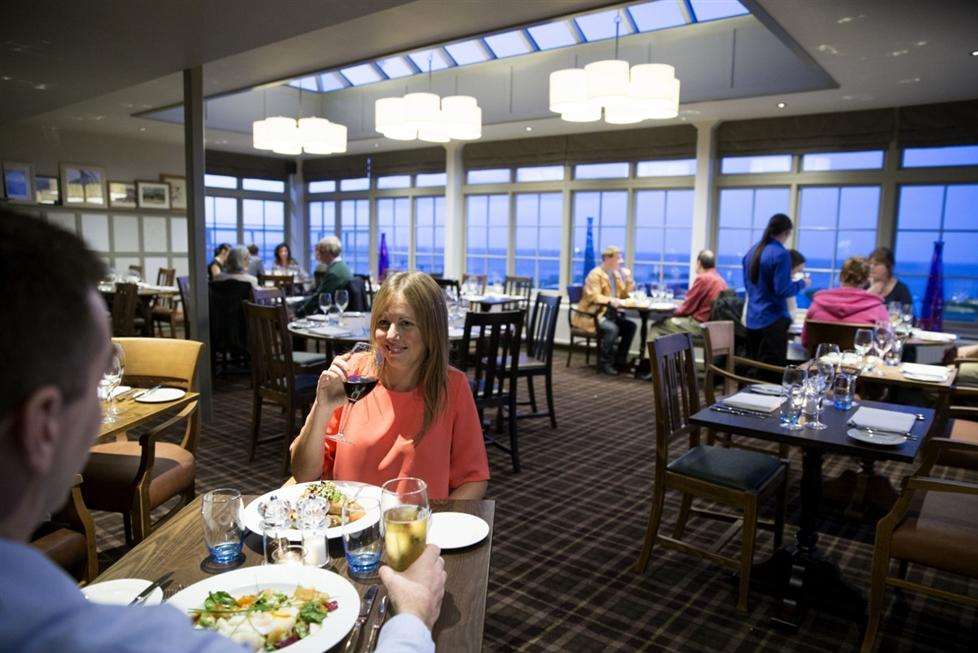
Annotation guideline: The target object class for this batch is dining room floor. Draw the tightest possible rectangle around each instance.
[92,362,978,652]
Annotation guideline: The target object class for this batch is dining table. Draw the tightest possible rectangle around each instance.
[689,398,938,629]
[620,298,680,377]
[99,282,180,336]
[98,389,198,440]
[460,292,527,312]
[92,496,495,652]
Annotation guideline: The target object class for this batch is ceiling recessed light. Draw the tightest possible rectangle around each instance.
[971,49,978,56]
[776,102,786,109]
[525,126,533,132]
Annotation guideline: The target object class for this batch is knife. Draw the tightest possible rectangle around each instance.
[365,594,389,652]
[344,585,379,653]
[134,384,163,400]
[129,571,174,605]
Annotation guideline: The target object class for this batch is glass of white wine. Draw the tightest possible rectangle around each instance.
[381,477,429,572]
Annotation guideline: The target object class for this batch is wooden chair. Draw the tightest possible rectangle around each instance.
[176,276,193,339]
[503,275,533,312]
[151,267,181,337]
[513,293,561,428]
[462,273,487,295]
[861,436,978,651]
[250,286,328,370]
[209,279,253,375]
[803,319,876,358]
[354,273,374,310]
[346,277,369,312]
[633,332,788,612]
[460,310,524,472]
[127,264,144,278]
[566,283,599,367]
[82,338,202,545]
[251,286,286,306]
[433,277,461,297]
[110,282,140,337]
[938,384,978,470]
[258,273,296,296]
[31,474,98,583]
[243,301,318,473]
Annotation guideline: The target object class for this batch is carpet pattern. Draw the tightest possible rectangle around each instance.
[93,363,978,652]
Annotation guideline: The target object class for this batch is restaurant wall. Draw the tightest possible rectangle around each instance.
[0,126,190,277]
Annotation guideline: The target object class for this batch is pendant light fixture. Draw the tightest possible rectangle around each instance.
[252,86,347,155]
[548,11,680,124]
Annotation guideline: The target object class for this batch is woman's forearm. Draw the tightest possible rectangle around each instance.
[448,480,487,500]
[290,399,335,482]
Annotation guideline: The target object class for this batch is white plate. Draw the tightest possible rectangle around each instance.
[82,578,163,606]
[901,372,947,383]
[242,481,382,541]
[748,384,783,396]
[846,428,907,446]
[306,314,328,322]
[427,512,490,550]
[134,387,187,403]
[167,565,359,653]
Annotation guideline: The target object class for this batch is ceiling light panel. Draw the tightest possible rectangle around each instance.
[340,63,383,86]
[484,30,533,58]
[628,0,688,32]
[378,56,414,79]
[408,48,452,71]
[526,21,579,49]
[318,72,347,91]
[688,0,748,22]
[444,40,490,65]
[575,9,635,41]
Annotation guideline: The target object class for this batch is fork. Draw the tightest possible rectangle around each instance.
[848,424,915,440]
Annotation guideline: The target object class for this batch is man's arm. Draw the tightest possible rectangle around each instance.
[673,277,705,317]
[375,544,446,653]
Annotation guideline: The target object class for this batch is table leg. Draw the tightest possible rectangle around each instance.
[633,312,651,379]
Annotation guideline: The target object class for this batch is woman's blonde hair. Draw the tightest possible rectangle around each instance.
[370,271,448,441]
[839,256,871,287]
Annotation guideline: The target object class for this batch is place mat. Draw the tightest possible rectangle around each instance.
[722,391,784,413]
[900,362,951,382]
[910,328,957,343]
[848,406,915,434]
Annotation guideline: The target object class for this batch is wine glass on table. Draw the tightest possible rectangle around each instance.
[854,328,874,372]
[328,342,383,443]
[381,477,430,572]
[335,289,349,326]
[318,292,332,322]
[901,304,914,330]
[780,365,807,430]
[873,321,893,373]
[99,343,126,424]
[803,373,829,430]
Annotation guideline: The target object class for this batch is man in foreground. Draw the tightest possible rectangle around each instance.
[573,245,636,375]
[0,210,444,652]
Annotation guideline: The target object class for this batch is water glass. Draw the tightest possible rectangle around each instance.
[854,328,874,370]
[874,321,893,364]
[335,289,349,325]
[779,385,805,430]
[803,377,828,430]
[886,335,905,366]
[343,494,382,579]
[319,292,333,319]
[832,372,856,410]
[201,489,244,565]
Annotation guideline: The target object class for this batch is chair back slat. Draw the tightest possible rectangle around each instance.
[702,320,738,400]
[566,285,583,304]
[258,273,296,295]
[243,301,296,401]
[346,277,368,312]
[156,267,175,286]
[251,286,285,306]
[503,275,533,311]
[461,310,523,404]
[152,268,177,311]
[462,273,487,295]
[354,274,374,309]
[803,319,875,357]
[526,293,562,363]
[110,282,139,336]
[648,333,701,469]
[434,277,461,297]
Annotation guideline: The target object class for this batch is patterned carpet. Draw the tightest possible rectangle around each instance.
[93,362,978,652]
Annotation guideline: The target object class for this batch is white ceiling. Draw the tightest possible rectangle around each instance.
[5,0,978,156]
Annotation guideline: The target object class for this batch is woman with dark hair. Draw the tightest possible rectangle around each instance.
[867,247,914,309]
[208,243,231,281]
[742,214,810,365]
[270,242,309,285]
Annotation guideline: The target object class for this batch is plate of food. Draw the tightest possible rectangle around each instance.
[167,564,359,652]
[242,481,382,541]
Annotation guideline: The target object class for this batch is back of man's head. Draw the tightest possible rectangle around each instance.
[697,249,716,270]
[0,211,105,421]
[247,244,259,256]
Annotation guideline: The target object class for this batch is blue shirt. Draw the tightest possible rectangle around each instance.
[742,240,805,329]
[0,538,434,653]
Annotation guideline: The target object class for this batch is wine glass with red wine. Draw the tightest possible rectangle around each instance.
[328,342,383,442]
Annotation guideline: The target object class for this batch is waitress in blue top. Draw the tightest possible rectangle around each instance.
[742,214,811,366]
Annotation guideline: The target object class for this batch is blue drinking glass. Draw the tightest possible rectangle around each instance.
[343,494,382,579]
[201,489,244,565]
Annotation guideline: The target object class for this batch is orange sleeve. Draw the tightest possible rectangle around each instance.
[321,405,343,480]
[447,372,490,490]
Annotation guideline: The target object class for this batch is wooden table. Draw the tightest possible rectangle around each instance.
[460,293,525,312]
[621,300,679,377]
[799,358,957,393]
[94,496,495,652]
[689,399,938,628]
[98,390,198,440]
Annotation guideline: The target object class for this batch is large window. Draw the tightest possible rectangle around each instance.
[633,189,694,290]
[466,194,508,283]
[242,199,285,263]
[204,196,238,255]
[340,199,370,274]
[415,196,445,274]
[514,193,562,289]
[715,187,790,288]
[571,191,627,283]
[895,184,978,321]
[308,201,336,268]
[796,186,880,306]
[377,198,410,270]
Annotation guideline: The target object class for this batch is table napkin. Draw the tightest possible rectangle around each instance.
[310,325,353,338]
[849,407,915,434]
[900,362,951,382]
[723,392,785,412]
[910,328,957,343]
[462,294,485,303]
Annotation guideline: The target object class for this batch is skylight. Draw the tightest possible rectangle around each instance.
[689,0,748,22]
[527,21,579,50]
[409,48,451,71]
[296,76,318,91]
[628,0,688,32]
[318,72,347,91]
[575,9,635,41]
[377,57,414,79]
[445,40,490,65]
[484,30,533,58]
[340,63,383,86]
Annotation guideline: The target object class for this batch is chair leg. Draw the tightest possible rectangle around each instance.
[633,479,666,574]
[526,376,538,413]
[544,368,557,429]
[585,337,591,366]
[508,394,520,473]
[737,496,759,612]
[862,545,891,652]
[673,493,693,539]
[566,335,574,367]
[249,394,263,462]
[122,512,135,547]
[774,469,787,550]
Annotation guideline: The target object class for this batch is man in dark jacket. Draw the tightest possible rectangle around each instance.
[295,236,353,318]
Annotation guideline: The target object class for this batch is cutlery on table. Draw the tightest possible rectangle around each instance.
[129,571,174,605]
[847,423,914,440]
[134,384,163,400]
[344,585,379,653]
[711,404,769,419]
[365,593,389,652]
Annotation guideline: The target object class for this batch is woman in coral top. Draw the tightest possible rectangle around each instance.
[290,271,489,500]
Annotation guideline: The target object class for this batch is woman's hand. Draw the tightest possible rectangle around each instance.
[316,353,354,410]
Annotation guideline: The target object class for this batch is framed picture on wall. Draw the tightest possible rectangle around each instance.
[109,181,137,208]
[35,175,60,204]
[3,161,34,203]
[160,174,186,210]
[136,180,171,210]
[60,163,107,207]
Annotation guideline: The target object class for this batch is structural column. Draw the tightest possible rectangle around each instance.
[183,65,213,422]
[290,159,307,270]
[690,121,719,284]
[443,142,465,279]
